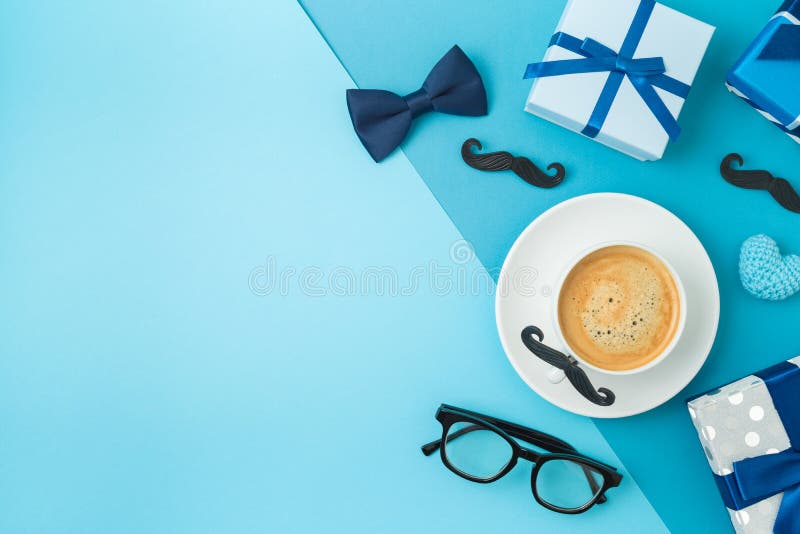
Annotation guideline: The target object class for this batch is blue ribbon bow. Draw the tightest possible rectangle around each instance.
[523,0,689,141]
[346,45,487,163]
[714,361,800,534]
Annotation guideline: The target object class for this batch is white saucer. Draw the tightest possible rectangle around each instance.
[495,193,720,418]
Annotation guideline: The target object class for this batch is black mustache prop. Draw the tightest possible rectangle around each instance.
[720,153,800,214]
[461,138,566,188]
[521,326,615,407]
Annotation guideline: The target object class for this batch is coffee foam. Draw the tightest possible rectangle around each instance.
[557,245,681,372]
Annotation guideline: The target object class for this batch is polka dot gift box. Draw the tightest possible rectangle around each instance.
[687,357,800,534]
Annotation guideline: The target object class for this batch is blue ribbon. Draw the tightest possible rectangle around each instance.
[759,0,800,61]
[523,0,689,141]
[714,361,800,534]
[778,0,800,20]
[758,24,800,60]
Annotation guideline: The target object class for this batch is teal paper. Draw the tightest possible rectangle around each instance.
[0,0,667,532]
[300,0,800,532]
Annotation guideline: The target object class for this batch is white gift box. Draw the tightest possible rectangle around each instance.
[524,0,715,161]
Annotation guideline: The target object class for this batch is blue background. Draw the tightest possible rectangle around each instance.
[1,0,797,532]
[300,0,800,532]
[0,1,666,533]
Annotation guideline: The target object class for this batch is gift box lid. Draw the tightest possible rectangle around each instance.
[727,1,800,128]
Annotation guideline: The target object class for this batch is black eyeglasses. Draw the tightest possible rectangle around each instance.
[421,404,622,514]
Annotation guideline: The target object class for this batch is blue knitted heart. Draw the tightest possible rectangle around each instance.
[739,235,800,301]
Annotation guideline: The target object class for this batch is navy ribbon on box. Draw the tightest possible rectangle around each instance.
[758,24,800,60]
[759,1,800,60]
[778,0,800,21]
[523,0,689,141]
[714,361,800,534]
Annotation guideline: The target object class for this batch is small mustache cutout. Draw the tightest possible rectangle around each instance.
[521,326,615,407]
[461,138,566,188]
[720,153,800,214]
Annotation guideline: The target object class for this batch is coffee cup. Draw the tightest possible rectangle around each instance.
[546,241,686,384]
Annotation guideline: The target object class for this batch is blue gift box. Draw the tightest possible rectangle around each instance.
[687,357,800,534]
[727,1,800,143]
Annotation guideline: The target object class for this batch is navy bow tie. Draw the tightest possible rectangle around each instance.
[346,45,488,162]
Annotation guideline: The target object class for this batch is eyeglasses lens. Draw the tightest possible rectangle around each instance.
[442,422,513,480]
[535,459,604,510]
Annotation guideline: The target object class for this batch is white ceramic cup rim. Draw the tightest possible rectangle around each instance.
[551,240,687,376]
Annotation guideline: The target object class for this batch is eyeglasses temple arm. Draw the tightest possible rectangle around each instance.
[478,415,578,454]
[420,438,442,456]
[421,424,484,456]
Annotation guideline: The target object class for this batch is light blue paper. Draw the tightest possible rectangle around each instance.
[0,0,666,532]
